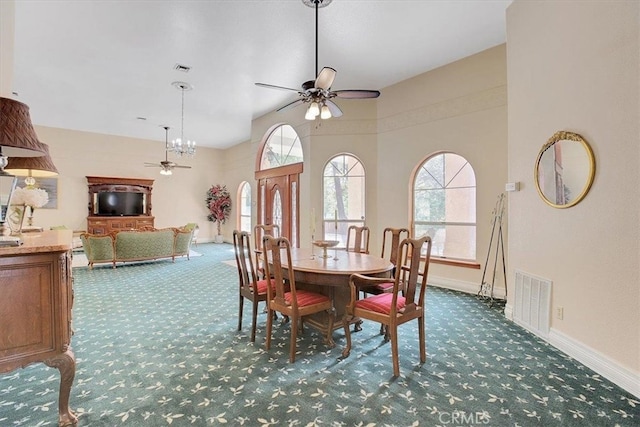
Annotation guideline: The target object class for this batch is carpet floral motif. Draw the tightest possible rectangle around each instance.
[0,243,637,426]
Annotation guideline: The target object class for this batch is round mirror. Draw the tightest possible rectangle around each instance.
[534,131,595,208]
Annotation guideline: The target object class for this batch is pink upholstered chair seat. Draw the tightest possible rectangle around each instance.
[255,279,275,295]
[355,293,406,314]
[284,290,330,307]
[372,282,394,293]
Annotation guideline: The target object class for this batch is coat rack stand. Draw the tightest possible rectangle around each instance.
[478,193,507,305]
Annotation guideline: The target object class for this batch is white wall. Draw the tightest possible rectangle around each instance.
[506,0,639,395]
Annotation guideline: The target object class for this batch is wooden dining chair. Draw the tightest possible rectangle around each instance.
[363,227,411,297]
[262,235,334,363]
[346,225,370,254]
[233,230,273,343]
[341,235,432,377]
[253,224,280,278]
[363,227,411,335]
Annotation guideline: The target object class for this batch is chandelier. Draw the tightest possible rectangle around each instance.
[167,81,196,157]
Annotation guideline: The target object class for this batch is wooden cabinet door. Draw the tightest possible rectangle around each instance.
[0,252,69,370]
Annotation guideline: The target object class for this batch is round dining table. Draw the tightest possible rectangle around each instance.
[281,247,393,347]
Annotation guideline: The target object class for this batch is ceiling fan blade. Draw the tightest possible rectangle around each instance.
[255,82,300,92]
[174,165,192,169]
[315,67,336,90]
[144,163,161,167]
[276,98,305,112]
[325,100,343,118]
[333,89,381,99]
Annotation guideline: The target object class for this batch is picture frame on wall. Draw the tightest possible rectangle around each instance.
[38,177,58,209]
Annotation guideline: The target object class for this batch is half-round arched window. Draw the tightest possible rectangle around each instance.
[259,124,303,170]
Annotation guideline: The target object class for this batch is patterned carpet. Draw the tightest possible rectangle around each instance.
[0,243,638,426]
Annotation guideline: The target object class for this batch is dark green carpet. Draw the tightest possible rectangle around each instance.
[1,243,638,426]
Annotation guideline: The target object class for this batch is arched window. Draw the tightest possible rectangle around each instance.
[237,181,251,233]
[412,152,476,260]
[323,154,365,247]
[260,124,303,170]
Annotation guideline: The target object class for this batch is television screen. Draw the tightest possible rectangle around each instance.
[97,192,144,216]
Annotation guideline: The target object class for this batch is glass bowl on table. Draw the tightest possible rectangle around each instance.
[312,240,339,259]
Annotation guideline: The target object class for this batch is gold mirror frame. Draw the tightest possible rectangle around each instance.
[534,131,595,209]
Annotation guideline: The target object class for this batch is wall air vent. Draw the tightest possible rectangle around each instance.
[514,270,551,339]
[174,63,191,73]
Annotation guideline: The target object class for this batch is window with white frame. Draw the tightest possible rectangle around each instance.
[238,182,251,232]
[323,154,365,247]
[413,152,476,260]
[260,124,303,170]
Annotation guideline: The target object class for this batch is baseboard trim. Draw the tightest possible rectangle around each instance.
[429,275,506,300]
[549,328,640,399]
[431,278,639,398]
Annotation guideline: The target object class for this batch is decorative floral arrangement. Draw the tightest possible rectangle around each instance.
[11,186,49,209]
[205,184,232,236]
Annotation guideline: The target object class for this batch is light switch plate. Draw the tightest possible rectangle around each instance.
[505,182,520,192]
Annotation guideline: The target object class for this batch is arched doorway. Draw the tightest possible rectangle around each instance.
[255,124,303,247]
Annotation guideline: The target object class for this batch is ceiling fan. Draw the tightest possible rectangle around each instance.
[144,126,192,175]
[255,0,380,120]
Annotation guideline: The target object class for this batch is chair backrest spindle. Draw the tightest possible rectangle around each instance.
[346,225,370,254]
[381,227,410,267]
[233,230,258,294]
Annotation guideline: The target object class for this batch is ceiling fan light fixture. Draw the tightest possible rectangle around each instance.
[255,0,378,121]
[320,103,332,119]
[144,125,192,175]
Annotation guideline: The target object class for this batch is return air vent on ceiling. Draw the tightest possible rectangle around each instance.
[174,63,191,73]
[513,270,551,339]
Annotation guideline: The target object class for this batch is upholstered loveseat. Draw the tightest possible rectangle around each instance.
[80,227,193,269]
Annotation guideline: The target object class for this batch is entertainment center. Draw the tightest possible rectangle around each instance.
[86,176,154,234]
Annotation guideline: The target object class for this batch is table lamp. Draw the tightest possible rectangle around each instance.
[0,97,47,244]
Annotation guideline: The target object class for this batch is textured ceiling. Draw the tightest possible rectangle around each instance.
[11,0,512,149]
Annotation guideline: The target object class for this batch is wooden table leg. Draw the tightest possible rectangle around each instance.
[44,348,77,427]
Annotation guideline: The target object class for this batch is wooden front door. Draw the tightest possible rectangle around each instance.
[256,163,301,247]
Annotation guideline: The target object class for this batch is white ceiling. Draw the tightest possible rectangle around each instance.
[11,0,512,149]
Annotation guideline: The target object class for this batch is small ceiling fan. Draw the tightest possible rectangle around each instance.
[144,126,192,175]
[255,0,380,120]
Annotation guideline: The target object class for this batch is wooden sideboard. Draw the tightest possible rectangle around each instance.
[87,215,155,234]
[86,176,154,234]
[0,230,77,426]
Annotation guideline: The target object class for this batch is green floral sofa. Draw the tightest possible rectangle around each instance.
[80,227,193,269]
